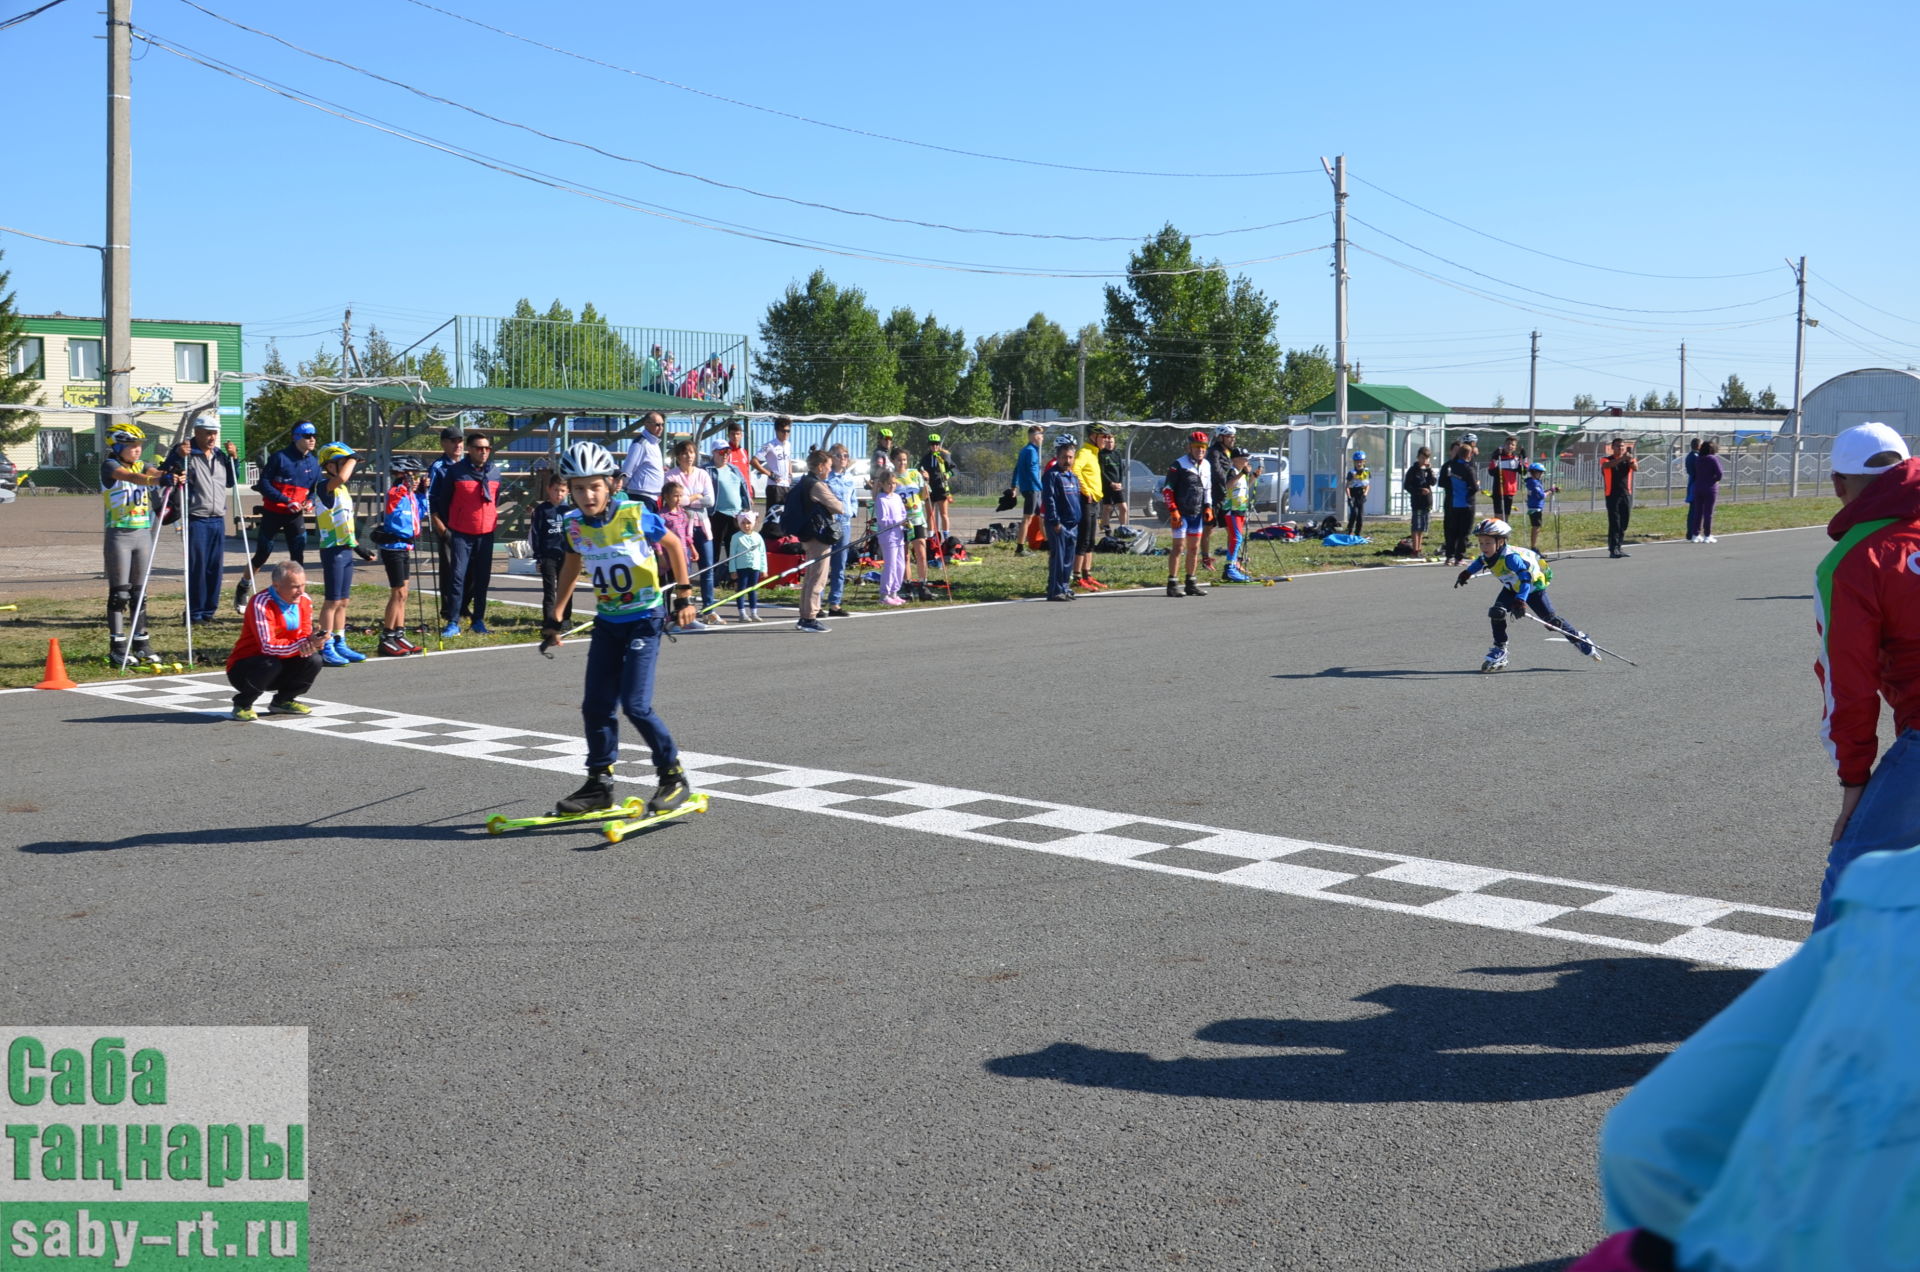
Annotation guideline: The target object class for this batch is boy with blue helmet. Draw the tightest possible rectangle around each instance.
[1454,517,1599,672]
[313,442,374,665]
[543,441,699,818]
[1344,450,1371,536]
[374,455,428,656]
[1523,461,1557,553]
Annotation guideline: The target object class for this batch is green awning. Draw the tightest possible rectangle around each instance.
[1302,384,1452,416]
[351,385,731,415]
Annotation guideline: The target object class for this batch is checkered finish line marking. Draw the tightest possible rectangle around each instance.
[74,678,1811,971]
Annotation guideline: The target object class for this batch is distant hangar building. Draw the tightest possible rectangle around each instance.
[1786,367,1920,437]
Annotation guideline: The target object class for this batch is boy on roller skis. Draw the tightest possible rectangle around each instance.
[541,441,700,819]
[1453,517,1600,672]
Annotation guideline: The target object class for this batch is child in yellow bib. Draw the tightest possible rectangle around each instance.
[543,442,700,819]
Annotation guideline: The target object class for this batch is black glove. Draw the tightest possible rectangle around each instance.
[539,626,562,659]
[353,546,377,562]
[1454,569,1473,588]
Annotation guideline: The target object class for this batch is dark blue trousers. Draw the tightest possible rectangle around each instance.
[187,517,225,620]
[1491,588,1576,645]
[582,614,678,773]
[444,531,495,624]
[1046,521,1076,596]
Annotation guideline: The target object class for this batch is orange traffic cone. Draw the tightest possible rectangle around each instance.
[34,638,78,690]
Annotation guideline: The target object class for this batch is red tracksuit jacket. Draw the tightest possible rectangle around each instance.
[1815,458,1920,786]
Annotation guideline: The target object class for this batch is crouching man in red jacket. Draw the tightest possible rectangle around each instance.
[227,561,330,722]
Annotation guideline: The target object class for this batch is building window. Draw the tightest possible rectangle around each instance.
[6,337,43,378]
[68,338,102,381]
[174,342,209,383]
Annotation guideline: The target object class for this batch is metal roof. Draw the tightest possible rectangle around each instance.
[351,384,721,415]
[1302,384,1451,416]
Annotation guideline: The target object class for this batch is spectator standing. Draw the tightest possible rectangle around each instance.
[869,427,897,485]
[620,411,668,511]
[716,420,752,488]
[664,439,718,619]
[1687,441,1724,543]
[1201,425,1237,573]
[373,456,427,657]
[529,470,573,638]
[1042,435,1083,601]
[655,482,708,633]
[1439,436,1482,565]
[1602,437,1639,558]
[784,449,845,633]
[1402,446,1436,559]
[1683,437,1700,509]
[1487,436,1522,520]
[99,424,174,666]
[825,444,860,618]
[643,345,664,394]
[870,471,908,607]
[1810,422,1920,928]
[728,509,768,622]
[754,416,795,513]
[165,415,238,623]
[1012,423,1044,557]
[1523,462,1553,553]
[431,431,503,636]
[426,427,466,621]
[226,562,329,721]
[1071,425,1106,591]
[1164,430,1213,598]
[1220,448,1254,582]
[1344,450,1372,536]
[922,433,955,548]
[245,421,321,592]
[312,442,371,665]
[1097,427,1127,531]
[706,439,751,589]
[892,447,934,601]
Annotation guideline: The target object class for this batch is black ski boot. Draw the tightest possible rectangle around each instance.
[1166,578,1183,598]
[1185,577,1206,597]
[555,769,617,816]
[646,763,692,817]
[233,575,253,612]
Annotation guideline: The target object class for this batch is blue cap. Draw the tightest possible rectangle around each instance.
[293,422,317,437]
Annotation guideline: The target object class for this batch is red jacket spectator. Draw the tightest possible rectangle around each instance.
[431,457,502,535]
[1815,457,1920,786]
[229,587,314,666]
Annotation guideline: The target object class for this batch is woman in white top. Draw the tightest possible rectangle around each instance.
[664,439,719,618]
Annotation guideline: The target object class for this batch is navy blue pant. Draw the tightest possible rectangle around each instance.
[187,516,225,620]
[1046,521,1076,596]
[582,614,678,773]
[249,509,306,567]
[1491,588,1577,645]
[443,531,495,625]
[1815,729,1920,929]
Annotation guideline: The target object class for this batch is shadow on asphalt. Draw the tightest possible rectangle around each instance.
[984,958,1754,1103]
[1484,1261,1574,1272]
[18,821,483,854]
[1271,666,1574,679]
[1735,594,1814,602]
[65,712,229,726]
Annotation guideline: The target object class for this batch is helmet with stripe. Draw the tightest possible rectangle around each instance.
[558,441,619,479]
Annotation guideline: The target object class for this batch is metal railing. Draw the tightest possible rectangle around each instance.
[450,314,753,408]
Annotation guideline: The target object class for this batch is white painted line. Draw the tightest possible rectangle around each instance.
[68,677,1812,971]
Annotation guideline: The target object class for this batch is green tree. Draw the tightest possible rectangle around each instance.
[1639,391,1663,411]
[245,342,343,458]
[883,307,974,417]
[476,298,644,391]
[1276,346,1336,416]
[1755,385,1780,410]
[1102,224,1284,422]
[1661,391,1680,410]
[1572,393,1598,411]
[754,270,903,415]
[0,250,43,447]
[984,313,1075,417]
[1715,374,1753,410]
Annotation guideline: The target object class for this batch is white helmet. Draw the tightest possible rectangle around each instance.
[1472,517,1512,538]
[558,441,618,479]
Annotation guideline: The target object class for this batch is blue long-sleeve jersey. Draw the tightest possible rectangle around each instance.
[1014,442,1043,494]
[1525,476,1547,513]
[1464,544,1551,600]
[1041,463,1082,528]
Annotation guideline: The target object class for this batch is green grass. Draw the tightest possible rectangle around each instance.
[0,496,1837,688]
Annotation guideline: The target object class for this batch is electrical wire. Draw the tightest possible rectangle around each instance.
[176,0,1327,244]
[1810,272,1920,329]
[0,0,68,32]
[1349,172,1778,281]
[1349,216,1794,315]
[393,0,1319,181]
[1807,294,1920,353]
[136,28,1332,280]
[0,223,101,250]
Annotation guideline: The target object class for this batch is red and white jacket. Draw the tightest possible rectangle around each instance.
[1814,458,1920,786]
[228,588,314,668]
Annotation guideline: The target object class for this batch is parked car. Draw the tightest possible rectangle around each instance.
[1128,451,1290,521]
[0,455,16,504]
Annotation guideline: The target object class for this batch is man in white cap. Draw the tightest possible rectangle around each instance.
[1812,420,1920,928]
[164,413,240,623]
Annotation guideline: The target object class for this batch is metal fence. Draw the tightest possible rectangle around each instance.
[450,314,753,408]
[1546,430,1917,510]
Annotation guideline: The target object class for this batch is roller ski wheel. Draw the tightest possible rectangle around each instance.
[1480,646,1509,674]
[604,792,710,844]
[487,796,645,836]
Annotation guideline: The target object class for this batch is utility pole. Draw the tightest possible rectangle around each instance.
[1678,342,1687,438]
[1322,154,1349,512]
[1076,333,1087,421]
[1527,331,1539,430]
[101,0,132,457]
[1788,255,1808,497]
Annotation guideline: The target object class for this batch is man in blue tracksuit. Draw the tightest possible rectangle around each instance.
[1041,436,1082,601]
[244,423,322,603]
[1014,423,1045,556]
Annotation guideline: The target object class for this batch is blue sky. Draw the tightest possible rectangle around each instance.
[6,0,1919,412]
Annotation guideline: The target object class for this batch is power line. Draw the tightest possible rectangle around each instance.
[1807,293,1920,353]
[136,29,1332,280]
[1349,172,1777,281]
[1349,216,1793,315]
[0,0,69,32]
[0,222,101,250]
[393,0,1320,181]
[1809,271,1920,329]
[174,0,1331,245]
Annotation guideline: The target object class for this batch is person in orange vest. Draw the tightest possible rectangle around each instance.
[226,561,330,721]
[1602,437,1639,559]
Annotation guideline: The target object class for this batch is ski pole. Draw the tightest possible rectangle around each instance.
[120,482,175,674]
[1517,608,1638,666]
[699,557,809,616]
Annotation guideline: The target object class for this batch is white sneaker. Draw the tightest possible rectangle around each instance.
[679,619,710,633]
[1705,536,1718,543]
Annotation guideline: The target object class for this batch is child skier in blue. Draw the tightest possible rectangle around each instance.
[1454,517,1599,672]
[1523,461,1555,553]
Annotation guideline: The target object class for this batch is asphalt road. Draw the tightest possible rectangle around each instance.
[0,526,1848,1270]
